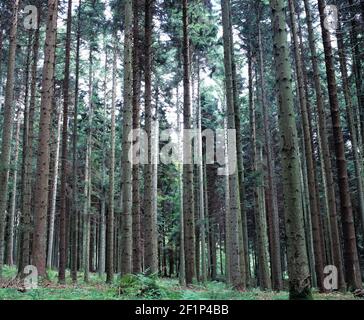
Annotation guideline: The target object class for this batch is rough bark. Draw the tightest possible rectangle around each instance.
[132,0,142,274]
[347,0,364,147]
[303,0,346,291]
[270,0,312,300]
[195,58,207,283]
[120,0,134,276]
[182,0,196,285]
[258,25,283,291]
[228,0,248,287]
[58,0,73,284]
[221,0,244,290]
[46,107,62,269]
[18,13,41,275]
[289,0,326,291]
[6,111,21,266]
[337,16,364,249]
[317,0,363,290]
[106,39,117,284]
[177,86,186,286]
[71,0,82,284]
[32,0,59,278]
[0,0,20,278]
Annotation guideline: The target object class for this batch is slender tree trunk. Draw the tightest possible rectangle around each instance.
[289,0,326,291]
[120,0,134,276]
[143,0,158,275]
[299,146,317,288]
[337,16,364,243]
[46,108,62,269]
[257,26,283,291]
[106,39,117,284]
[251,56,271,291]
[303,0,346,291]
[221,0,244,290]
[0,0,20,278]
[317,0,362,290]
[132,0,142,274]
[269,0,312,300]
[6,111,21,266]
[203,161,212,280]
[58,0,72,284]
[98,45,108,277]
[195,58,207,283]
[206,165,217,280]
[224,141,231,285]
[71,0,82,284]
[177,86,186,286]
[82,143,90,283]
[228,0,248,287]
[182,0,196,286]
[18,14,41,276]
[11,31,31,268]
[32,0,59,279]
[0,16,3,105]
[83,47,94,283]
[347,0,364,146]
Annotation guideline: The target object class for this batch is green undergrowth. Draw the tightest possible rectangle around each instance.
[0,265,356,300]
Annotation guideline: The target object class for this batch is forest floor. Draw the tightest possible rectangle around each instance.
[0,266,357,300]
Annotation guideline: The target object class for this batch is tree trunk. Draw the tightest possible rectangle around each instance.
[347,0,364,146]
[182,0,196,286]
[132,0,142,274]
[317,0,363,290]
[337,15,364,247]
[228,0,248,287]
[0,15,3,106]
[99,45,108,277]
[257,25,283,291]
[32,0,59,278]
[0,0,20,278]
[71,0,82,284]
[143,0,158,275]
[83,47,94,283]
[58,0,72,284]
[106,38,117,284]
[6,111,21,266]
[18,14,41,276]
[195,58,207,283]
[289,0,326,291]
[206,165,217,280]
[303,0,346,291]
[269,0,312,300]
[177,86,186,286]
[120,0,133,276]
[46,107,62,269]
[221,0,244,290]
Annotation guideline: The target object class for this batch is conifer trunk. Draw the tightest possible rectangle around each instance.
[317,0,362,290]
[269,0,312,300]
[0,0,20,278]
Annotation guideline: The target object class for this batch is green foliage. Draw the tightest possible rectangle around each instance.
[0,268,357,300]
[118,273,167,299]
